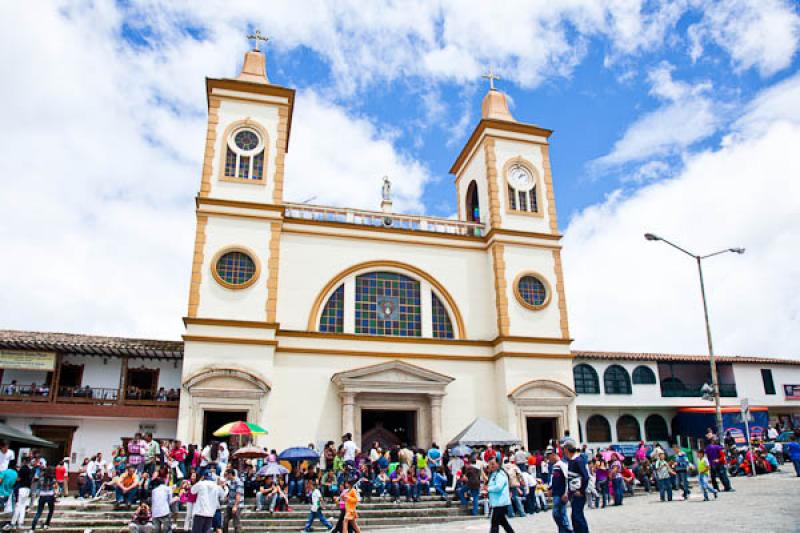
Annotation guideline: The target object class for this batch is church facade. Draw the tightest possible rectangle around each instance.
[2,47,800,468]
[179,46,577,451]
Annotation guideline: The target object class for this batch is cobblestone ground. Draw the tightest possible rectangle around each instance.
[380,469,800,533]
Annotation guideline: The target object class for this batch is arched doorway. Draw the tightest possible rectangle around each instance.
[179,367,271,446]
[465,181,480,222]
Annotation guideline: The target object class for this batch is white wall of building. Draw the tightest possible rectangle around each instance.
[4,416,177,472]
[209,98,282,204]
[503,244,564,339]
[733,364,800,408]
[493,138,553,234]
[576,407,675,448]
[62,354,123,389]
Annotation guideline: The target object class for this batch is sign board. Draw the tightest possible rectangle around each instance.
[784,384,800,401]
[0,350,55,371]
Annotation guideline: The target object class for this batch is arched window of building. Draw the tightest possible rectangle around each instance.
[645,414,670,441]
[315,263,463,339]
[224,126,266,180]
[586,415,612,442]
[616,415,641,441]
[465,181,480,222]
[355,272,421,337]
[318,284,344,333]
[632,365,657,385]
[505,161,539,213]
[431,293,454,339]
[604,365,632,395]
[573,364,600,394]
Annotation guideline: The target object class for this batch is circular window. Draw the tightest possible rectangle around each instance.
[514,273,551,310]
[211,249,260,289]
[233,129,260,151]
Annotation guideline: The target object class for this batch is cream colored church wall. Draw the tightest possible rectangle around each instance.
[502,244,564,338]
[276,232,497,339]
[196,215,272,321]
[494,138,552,234]
[208,99,281,204]
[262,352,498,451]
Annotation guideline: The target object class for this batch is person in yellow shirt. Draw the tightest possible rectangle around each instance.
[695,449,718,501]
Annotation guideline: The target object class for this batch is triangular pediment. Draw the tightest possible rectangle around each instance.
[333,360,454,385]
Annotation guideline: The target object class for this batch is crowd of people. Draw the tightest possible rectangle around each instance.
[0,425,798,533]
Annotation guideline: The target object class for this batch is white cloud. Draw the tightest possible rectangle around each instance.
[591,63,718,169]
[564,74,800,356]
[0,2,431,339]
[283,91,430,213]
[688,0,800,77]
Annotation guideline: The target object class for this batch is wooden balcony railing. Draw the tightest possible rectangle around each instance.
[0,384,179,407]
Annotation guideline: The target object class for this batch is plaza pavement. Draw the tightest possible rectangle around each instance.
[379,469,800,533]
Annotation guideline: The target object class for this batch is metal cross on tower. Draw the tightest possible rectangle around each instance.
[247,29,269,51]
[482,66,501,90]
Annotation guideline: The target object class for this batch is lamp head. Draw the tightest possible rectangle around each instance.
[729,247,745,254]
[644,233,660,241]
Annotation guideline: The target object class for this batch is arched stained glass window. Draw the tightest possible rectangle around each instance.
[355,272,421,337]
[224,126,266,181]
[319,284,344,333]
[431,293,454,339]
[604,365,632,395]
[632,365,657,385]
[645,414,669,441]
[573,364,599,394]
[587,415,611,442]
[616,415,641,441]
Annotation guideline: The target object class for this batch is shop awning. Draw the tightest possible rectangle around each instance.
[0,423,56,448]
[447,417,522,448]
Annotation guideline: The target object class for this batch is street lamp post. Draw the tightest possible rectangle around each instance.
[644,233,745,441]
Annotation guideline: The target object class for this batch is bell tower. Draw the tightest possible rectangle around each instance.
[178,34,293,444]
[450,72,570,342]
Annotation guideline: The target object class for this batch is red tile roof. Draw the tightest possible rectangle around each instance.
[0,330,183,359]
[573,350,800,366]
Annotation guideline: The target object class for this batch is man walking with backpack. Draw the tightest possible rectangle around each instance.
[565,441,589,533]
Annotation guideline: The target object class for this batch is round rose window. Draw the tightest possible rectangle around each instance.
[517,275,548,308]
[214,250,257,288]
[234,129,260,151]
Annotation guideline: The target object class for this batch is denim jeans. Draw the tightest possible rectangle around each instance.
[612,477,624,505]
[510,490,526,517]
[676,470,690,498]
[657,477,672,501]
[416,481,430,499]
[116,487,139,505]
[792,459,800,477]
[597,480,608,507]
[711,462,732,491]
[697,473,717,499]
[457,486,480,516]
[551,497,572,533]
[571,494,588,533]
[303,510,332,531]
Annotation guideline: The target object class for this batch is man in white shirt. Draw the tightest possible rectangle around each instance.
[150,478,173,533]
[768,425,779,441]
[190,471,223,533]
[342,433,358,468]
[520,468,536,514]
[0,442,14,472]
[302,480,333,532]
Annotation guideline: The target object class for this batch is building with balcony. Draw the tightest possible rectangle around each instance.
[572,352,800,448]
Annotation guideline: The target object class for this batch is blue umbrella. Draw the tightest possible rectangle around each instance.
[450,445,473,457]
[278,446,320,462]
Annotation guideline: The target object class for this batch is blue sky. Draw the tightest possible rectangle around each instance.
[1,1,799,356]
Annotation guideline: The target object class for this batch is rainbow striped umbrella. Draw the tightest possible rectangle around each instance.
[213,421,268,437]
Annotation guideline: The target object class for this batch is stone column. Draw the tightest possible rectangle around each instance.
[341,392,356,438]
[430,395,443,446]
